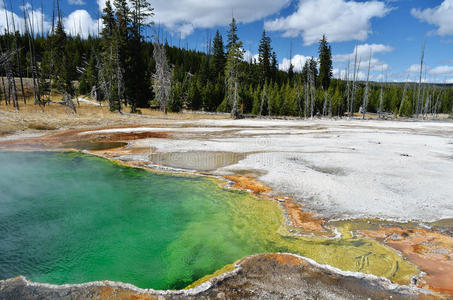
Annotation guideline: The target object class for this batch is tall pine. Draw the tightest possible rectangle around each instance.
[258,30,272,84]
[224,18,244,118]
[212,30,225,78]
[318,35,332,90]
[129,0,154,110]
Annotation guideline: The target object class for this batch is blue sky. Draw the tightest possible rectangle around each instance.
[2,0,453,83]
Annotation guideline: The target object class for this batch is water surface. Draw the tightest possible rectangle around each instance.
[0,152,418,289]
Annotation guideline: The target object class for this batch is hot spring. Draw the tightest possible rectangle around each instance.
[0,151,418,290]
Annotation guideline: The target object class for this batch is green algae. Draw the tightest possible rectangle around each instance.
[0,151,419,291]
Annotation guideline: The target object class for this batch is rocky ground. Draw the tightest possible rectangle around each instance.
[0,254,438,300]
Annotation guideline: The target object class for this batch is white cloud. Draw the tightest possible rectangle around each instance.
[0,7,50,36]
[264,0,391,45]
[411,0,453,36]
[334,44,393,62]
[69,0,86,5]
[446,78,453,84]
[334,43,392,73]
[279,54,310,72]
[429,65,453,76]
[98,0,289,38]
[243,50,259,63]
[407,64,421,74]
[64,10,100,38]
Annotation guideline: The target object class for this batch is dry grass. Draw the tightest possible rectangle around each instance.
[0,97,227,136]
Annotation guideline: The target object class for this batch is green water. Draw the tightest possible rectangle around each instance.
[0,152,419,290]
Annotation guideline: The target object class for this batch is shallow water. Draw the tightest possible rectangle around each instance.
[62,141,127,150]
[149,151,247,171]
[0,152,419,290]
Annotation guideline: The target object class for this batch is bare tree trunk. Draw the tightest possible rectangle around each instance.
[260,85,267,116]
[345,63,350,118]
[309,69,315,118]
[398,74,410,117]
[433,89,442,119]
[0,43,9,105]
[152,38,171,115]
[232,81,239,118]
[297,85,302,118]
[10,4,26,105]
[322,88,328,117]
[416,40,425,118]
[115,44,123,113]
[362,50,372,119]
[378,85,384,119]
[350,44,359,117]
[2,0,18,110]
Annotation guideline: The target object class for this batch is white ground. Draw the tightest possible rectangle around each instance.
[83,119,453,222]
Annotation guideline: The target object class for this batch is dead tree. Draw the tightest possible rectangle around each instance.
[433,89,442,119]
[62,92,77,113]
[398,73,410,117]
[152,41,172,114]
[2,2,18,110]
[345,62,350,118]
[296,84,302,118]
[97,45,122,112]
[259,84,268,116]
[9,5,26,105]
[362,50,372,119]
[115,44,123,113]
[0,43,9,105]
[350,44,359,117]
[322,88,328,117]
[309,68,315,118]
[304,73,309,119]
[416,40,425,118]
[23,1,42,107]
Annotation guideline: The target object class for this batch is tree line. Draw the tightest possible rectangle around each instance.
[0,0,452,119]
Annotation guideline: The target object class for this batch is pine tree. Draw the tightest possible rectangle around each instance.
[52,5,73,95]
[212,30,225,78]
[225,18,244,118]
[318,35,332,90]
[309,57,318,83]
[113,0,131,109]
[129,0,154,110]
[99,0,122,111]
[271,51,278,80]
[226,18,239,53]
[188,75,202,110]
[258,30,272,83]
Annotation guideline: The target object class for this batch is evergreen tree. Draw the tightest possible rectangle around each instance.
[258,30,272,83]
[113,0,131,109]
[100,0,122,111]
[224,18,244,118]
[212,30,225,77]
[288,63,294,83]
[188,75,202,110]
[309,57,318,83]
[226,18,239,53]
[52,14,73,94]
[318,35,332,90]
[129,0,154,110]
[271,51,278,80]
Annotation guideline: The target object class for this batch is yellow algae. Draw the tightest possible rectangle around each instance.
[184,263,236,290]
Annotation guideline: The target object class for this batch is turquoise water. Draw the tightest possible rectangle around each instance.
[0,152,283,289]
[0,152,419,289]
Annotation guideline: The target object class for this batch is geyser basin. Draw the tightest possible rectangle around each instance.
[0,152,419,290]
